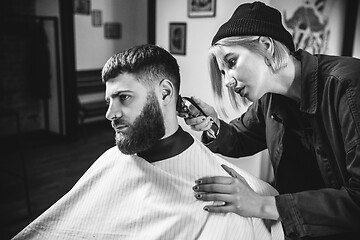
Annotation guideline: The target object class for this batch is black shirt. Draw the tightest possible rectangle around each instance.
[276,98,325,194]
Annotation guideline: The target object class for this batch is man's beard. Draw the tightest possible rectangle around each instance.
[113,92,165,155]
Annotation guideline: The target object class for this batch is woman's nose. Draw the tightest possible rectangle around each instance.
[225,77,237,88]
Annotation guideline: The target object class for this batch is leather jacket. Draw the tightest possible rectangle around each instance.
[204,50,360,239]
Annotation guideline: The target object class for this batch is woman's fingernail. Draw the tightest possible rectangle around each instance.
[193,186,199,191]
[196,194,202,199]
[203,207,209,211]
[195,180,202,184]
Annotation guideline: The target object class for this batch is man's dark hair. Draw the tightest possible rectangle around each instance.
[102,44,181,95]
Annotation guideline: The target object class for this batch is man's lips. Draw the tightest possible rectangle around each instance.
[112,123,128,133]
[114,126,128,133]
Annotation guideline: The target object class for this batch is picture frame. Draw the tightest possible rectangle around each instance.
[74,0,91,15]
[91,10,102,27]
[188,0,216,18]
[169,23,186,55]
[104,22,122,39]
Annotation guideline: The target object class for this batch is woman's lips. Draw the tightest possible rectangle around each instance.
[235,86,245,97]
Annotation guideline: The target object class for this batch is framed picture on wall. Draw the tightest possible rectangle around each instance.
[169,23,186,55]
[104,22,122,39]
[74,0,91,15]
[91,10,102,27]
[188,0,216,18]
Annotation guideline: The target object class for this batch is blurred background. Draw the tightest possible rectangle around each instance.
[1,0,359,238]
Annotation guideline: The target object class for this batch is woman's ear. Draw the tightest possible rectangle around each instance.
[258,36,274,55]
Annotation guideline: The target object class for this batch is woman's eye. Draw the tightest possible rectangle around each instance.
[227,58,236,68]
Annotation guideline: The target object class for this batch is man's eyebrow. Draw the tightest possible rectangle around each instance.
[105,90,132,102]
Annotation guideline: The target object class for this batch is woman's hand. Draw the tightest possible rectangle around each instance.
[193,164,280,220]
[184,97,220,132]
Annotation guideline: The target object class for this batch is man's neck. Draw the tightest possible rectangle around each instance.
[137,126,194,163]
[161,113,179,139]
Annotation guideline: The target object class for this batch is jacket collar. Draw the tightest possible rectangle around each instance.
[296,49,319,114]
[137,126,194,163]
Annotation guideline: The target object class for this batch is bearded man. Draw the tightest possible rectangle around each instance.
[14,44,283,240]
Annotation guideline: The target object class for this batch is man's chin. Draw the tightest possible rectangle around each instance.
[115,134,147,155]
[116,146,136,155]
[115,131,124,140]
[115,140,135,155]
[116,141,153,155]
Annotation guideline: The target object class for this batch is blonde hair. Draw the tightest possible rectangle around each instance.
[208,36,290,113]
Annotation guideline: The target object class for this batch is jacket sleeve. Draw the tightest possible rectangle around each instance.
[203,101,267,157]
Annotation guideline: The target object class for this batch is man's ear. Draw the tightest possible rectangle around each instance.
[159,79,174,103]
[258,36,274,55]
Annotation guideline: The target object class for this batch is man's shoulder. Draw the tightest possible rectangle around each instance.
[100,145,121,158]
[77,146,133,183]
[89,146,128,170]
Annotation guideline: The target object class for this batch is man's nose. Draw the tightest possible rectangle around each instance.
[105,102,121,121]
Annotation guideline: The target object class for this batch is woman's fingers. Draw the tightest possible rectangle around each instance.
[195,192,233,203]
[221,164,250,187]
[193,175,246,195]
[180,96,219,131]
[203,204,235,213]
[195,176,234,185]
[185,116,213,131]
[221,164,238,178]
[192,166,266,218]
[191,96,214,116]
[193,183,233,194]
[191,96,219,125]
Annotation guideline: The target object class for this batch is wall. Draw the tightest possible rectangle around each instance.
[0,0,64,136]
[36,0,58,16]
[156,0,350,180]
[353,2,360,58]
[73,0,149,125]
[35,0,63,134]
[74,0,148,70]
[156,0,271,179]
[271,0,346,55]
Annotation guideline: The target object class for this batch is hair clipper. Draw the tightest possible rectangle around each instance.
[176,95,219,138]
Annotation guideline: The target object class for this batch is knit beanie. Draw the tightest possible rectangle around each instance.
[211,1,295,52]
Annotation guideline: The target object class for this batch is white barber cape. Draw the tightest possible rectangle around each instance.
[14,127,284,240]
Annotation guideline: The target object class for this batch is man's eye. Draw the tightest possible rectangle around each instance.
[119,95,130,102]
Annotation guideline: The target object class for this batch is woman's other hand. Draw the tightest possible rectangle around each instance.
[193,164,280,220]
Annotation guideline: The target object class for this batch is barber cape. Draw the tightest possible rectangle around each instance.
[14,127,283,240]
